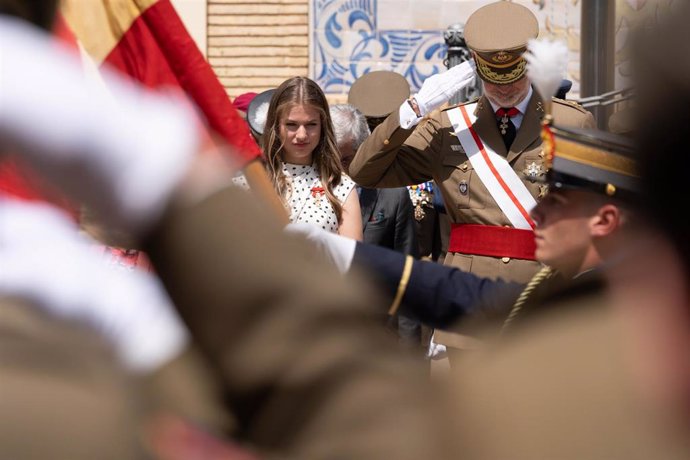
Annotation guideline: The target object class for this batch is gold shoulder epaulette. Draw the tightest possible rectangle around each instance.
[442,97,480,112]
[552,97,589,114]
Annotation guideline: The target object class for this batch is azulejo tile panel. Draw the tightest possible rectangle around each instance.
[311,1,609,99]
[311,0,447,96]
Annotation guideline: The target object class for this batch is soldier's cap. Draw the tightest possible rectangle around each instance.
[556,79,573,99]
[542,125,640,201]
[247,89,275,138]
[347,71,410,118]
[464,1,539,86]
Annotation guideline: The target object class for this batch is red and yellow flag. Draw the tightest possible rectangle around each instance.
[61,0,261,164]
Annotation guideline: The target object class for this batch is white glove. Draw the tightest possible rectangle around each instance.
[0,17,200,237]
[284,223,357,274]
[399,60,477,129]
[0,199,189,373]
[426,333,448,360]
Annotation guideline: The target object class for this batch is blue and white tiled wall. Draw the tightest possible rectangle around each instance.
[310,0,586,99]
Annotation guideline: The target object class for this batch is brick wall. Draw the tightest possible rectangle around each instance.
[208,0,309,99]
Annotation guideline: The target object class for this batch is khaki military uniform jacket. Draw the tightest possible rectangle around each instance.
[350,93,594,281]
[349,94,594,344]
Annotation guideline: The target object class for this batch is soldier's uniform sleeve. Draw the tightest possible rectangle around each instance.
[348,109,444,188]
[351,242,524,329]
[144,186,450,460]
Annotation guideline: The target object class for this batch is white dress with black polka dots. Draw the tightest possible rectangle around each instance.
[283,162,355,233]
[232,162,356,233]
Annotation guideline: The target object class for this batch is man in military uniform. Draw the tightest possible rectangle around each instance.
[349,70,450,264]
[341,71,422,349]
[344,72,420,266]
[349,1,595,351]
[440,7,690,456]
[296,124,639,335]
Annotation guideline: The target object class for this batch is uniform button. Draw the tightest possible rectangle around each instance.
[501,257,511,263]
[383,139,390,145]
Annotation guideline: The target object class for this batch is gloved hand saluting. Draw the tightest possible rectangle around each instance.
[399,59,476,129]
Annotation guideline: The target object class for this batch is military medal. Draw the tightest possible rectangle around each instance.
[495,107,519,135]
[538,184,549,199]
[408,182,434,221]
[499,115,509,135]
[310,186,325,208]
[414,204,425,221]
[523,161,544,183]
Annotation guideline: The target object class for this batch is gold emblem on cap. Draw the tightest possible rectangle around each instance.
[492,51,514,64]
[606,184,617,196]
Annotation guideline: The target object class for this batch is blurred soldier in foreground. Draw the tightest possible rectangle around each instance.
[0,4,448,459]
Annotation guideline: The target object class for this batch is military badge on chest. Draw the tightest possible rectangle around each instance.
[458,180,469,195]
[523,161,545,183]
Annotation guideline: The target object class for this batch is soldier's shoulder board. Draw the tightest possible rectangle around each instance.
[552,97,589,114]
[442,97,480,112]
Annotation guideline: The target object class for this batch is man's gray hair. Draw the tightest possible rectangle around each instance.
[329,104,371,152]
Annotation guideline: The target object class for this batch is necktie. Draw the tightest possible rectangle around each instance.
[496,107,519,150]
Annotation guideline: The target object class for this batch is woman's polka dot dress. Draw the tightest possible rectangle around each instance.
[233,162,355,233]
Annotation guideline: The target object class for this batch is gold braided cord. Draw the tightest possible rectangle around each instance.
[501,266,555,334]
[388,255,414,316]
[476,59,527,85]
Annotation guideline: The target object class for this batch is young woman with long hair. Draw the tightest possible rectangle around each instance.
[260,76,362,239]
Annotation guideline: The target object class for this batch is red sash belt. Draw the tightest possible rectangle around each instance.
[449,224,536,260]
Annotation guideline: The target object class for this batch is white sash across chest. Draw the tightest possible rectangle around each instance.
[446,103,536,230]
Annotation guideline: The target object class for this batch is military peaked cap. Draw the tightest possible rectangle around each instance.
[348,71,410,118]
[543,125,640,201]
[465,1,539,85]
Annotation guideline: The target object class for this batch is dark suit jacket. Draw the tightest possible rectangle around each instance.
[359,187,417,257]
